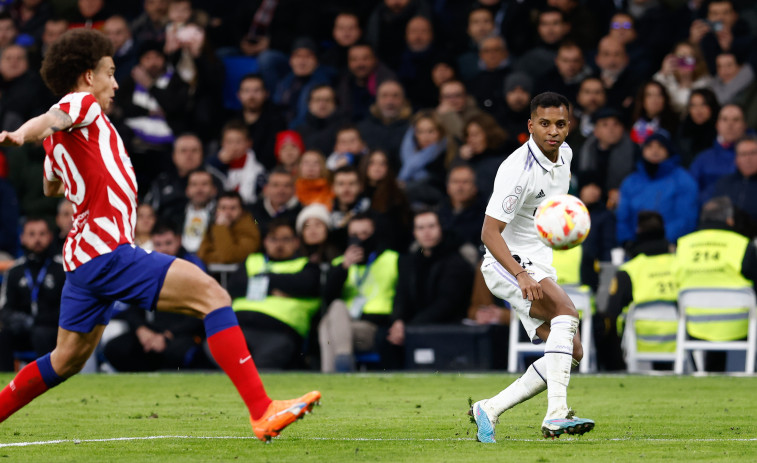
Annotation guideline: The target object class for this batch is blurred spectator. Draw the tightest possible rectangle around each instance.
[467,35,511,120]
[115,40,190,189]
[365,0,431,70]
[134,203,157,251]
[68,0,109,30]
[397,16,442,110]
[547,0,598,50]
[0,177,19,258]
[296,203,339,265]
[131,0,169,44]
[295,150,334,209]
[0,13,17,52]
[435,79,481,142]
[275,130,305,175]
[0,44,49,121]
[249,167,301,237]
[144,133,203,222]
[711,135,757,237]
[325,125,368,171]
[711,51,753,105]
[40,17,68,58]
[319,213,399,372]
[197,191,260,265]
[626,0,675,71]
[389,209,474,348]
[457,112,512,202]
[234,73,287,170]
[572,76,607,141]
[576,107,638,210]
[103,15,138,84]
[0,218,63,371]
[600,211,674,371]
[10,0,52,45]
[5,143,58,220]
[180,168,217,253]
[293,84,344,155]
[320,12,362,71]
[594,35,641,117]
[206,120,266,206]
[457,7,495,82]
[358,149,412,252]
[467,258,509,326]
[574,172,616,291]
[357,80,412,170]
[437,164,485,250]
[676,88,720,167]
[689,0,753,76]
[228,219,321,369]
[514,7,570,82]
[616,131,698,245]
[273,37,334,127]
[336,43,396,122]
[397,110,449,206]
[499,72,533,147]
[606,11,653,81]
[653,41,712,114]
[689,104,748,203]
[630,80,679,145]
[103,221,209,372]
[53,199,73,254]
[429,57,457,105]
[329,165,371,248]
[536,42,594,107]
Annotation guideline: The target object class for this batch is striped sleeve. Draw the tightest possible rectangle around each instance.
[51,92,101,128]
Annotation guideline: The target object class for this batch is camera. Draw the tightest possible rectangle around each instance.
[347,236,364,248]
[707,20,723,32]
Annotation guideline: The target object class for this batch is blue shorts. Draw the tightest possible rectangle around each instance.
[59,244,176,333]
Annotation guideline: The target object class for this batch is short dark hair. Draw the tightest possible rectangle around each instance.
[530,92,571,115]
[218,190,244,206]
[221,119,249,139]
[151,219,180,236]
[41,29,114,96]
[333,164,360,179]
[636,210,665,236]
[309,83,336,101]
[348,212,375,227]
[413,206,440,223]
[23,216,52,232]
[239,73,266,91]
[267,217,296,237]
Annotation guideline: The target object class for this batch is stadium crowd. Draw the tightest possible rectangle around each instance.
[1,0,757,373]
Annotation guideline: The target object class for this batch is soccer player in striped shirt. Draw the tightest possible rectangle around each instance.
[0,28,319,442]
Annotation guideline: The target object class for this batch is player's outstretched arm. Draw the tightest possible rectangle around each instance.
[481,215,543,301]
[0,109,72,147]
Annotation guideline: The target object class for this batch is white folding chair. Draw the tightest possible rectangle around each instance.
[507,285,594,373]
[623,301,678,373]
[674,288,757,374]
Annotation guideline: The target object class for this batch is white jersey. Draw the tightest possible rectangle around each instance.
[484,135,572,266]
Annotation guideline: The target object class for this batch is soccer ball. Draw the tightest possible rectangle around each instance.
[533,194,591,250]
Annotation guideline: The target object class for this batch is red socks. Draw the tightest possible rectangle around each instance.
[0,361,52,423]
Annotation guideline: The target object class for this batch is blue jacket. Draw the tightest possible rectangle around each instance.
[273,66,334,129]
[689,139,736,204]
[712,171,757,222]
[617,156,699,244]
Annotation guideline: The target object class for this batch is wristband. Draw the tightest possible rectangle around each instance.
[514,270,527,278]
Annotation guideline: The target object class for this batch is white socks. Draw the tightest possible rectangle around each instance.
[544,314,579,420]
[484,356,548,418]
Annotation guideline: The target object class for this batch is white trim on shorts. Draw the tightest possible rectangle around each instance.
[480,256,557,342]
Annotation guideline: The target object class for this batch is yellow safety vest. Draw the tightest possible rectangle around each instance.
[331,250,398,316]
[620,253,678,352]
[232,253,320,337]
[674,229,753,341]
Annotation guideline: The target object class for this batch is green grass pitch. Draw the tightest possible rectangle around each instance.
[0,372,755,462]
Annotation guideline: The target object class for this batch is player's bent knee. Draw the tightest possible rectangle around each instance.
[572,341,584,363]
[51,347,92,377]
[194,274,231,313]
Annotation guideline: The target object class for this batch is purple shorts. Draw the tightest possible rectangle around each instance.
[59,244,176,333]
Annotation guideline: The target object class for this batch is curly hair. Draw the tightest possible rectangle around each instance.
[40,29,114,96]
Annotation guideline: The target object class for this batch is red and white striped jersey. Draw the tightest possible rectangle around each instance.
[43,92,138,271]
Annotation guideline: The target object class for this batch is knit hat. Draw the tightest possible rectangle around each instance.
[296,203,331,233]
[504,72,533,94]
[275,130,305,159]
[591,106,623,124]
[291,36,318,54]
[643,129,674,155]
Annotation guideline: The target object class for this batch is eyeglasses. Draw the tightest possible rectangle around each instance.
[611,21,632,30]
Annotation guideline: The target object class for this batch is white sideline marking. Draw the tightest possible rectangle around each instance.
[1,436,757,448]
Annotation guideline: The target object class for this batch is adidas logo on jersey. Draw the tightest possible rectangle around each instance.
[535,190,546,199]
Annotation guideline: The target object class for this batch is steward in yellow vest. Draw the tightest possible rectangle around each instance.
[601,211,674,370]
[229,220,321,369]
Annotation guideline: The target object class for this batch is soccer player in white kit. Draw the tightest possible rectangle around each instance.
[469,92,594,442]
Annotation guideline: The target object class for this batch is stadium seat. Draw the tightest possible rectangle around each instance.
[507,285,595,373]
[623,301,678,373]
[674,288,757,374]
[207,263,241,289]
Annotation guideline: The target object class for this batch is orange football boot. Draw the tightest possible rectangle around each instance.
[251,390,321,442]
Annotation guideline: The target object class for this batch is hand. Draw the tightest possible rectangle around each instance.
[437,100,455,114]
[516,271,542,301]
[217,147,237,164]
[342,245,364,268]
[387,320,405,346]
[240,36,269,56]
[182,25,205,57]
[459,144,474,160]
[215,208,232,227]
[0,130,24,147]
[661,54,677,75]
[716,28,733,51]
[164,26,182,54]
[606,188,619,210]
[131,66,155,89]
[136,326,167,353]
[689,19,710,44]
